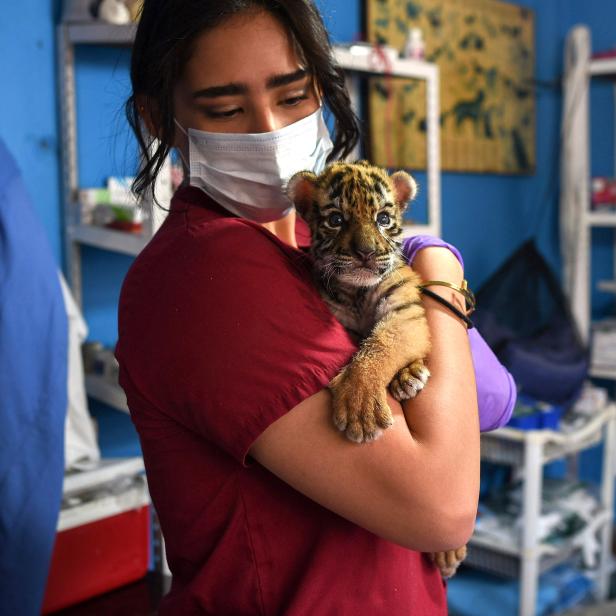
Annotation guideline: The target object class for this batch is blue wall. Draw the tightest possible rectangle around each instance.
[0,1,62,261]
[1,0,614,345]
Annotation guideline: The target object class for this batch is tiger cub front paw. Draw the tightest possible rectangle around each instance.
[329,368,393,443]
[429,545,467,579]
[389,359,430,401]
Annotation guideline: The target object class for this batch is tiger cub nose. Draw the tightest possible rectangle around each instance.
[354,248,376,260]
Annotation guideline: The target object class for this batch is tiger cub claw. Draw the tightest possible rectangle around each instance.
[329,369,393,443]
[389,360,430,401]
[429,546,467,579]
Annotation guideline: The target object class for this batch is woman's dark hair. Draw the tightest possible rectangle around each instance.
[126,0,360,202]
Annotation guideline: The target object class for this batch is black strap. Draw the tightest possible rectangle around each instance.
[419,287,474,329]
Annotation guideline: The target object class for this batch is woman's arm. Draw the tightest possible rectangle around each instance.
[403,236,516,432]
[250,247,480,552]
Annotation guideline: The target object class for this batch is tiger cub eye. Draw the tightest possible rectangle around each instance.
[376,212,391,226]
[327,212,343,227]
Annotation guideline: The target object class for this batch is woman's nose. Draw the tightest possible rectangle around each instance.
[250,107,280,133]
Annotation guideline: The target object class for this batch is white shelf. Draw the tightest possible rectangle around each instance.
[479,405,615,467]
[85,373,129,413]
[586,210,616,227]
[63,457,144,496]
[66,22,136,45]
[589,56,616,77]
[598,280,616,293]
[590,364,616,380]
[69,224,150,256]
[467,508,613,579]
[333,46,437,79]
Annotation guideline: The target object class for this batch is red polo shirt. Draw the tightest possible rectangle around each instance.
[116,186,447,615]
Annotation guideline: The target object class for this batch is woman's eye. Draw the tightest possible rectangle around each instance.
[204,108,242,119]
[327,212,343,227]
[377,212,391,226]
[281,94,309,107]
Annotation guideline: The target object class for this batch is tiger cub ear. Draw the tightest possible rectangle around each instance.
[390,171,418,211]
[286,171,318,221]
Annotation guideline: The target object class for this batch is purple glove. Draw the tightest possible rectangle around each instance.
[403,236,516,431]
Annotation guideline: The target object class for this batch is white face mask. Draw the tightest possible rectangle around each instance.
[175,107,333,223]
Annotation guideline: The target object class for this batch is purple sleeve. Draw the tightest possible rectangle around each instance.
[402,236,516,432]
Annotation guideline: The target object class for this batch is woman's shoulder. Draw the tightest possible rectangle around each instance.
[139,189,310,277]
[402,234,465,269]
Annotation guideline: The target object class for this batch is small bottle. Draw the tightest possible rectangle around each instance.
[403,27,425,60]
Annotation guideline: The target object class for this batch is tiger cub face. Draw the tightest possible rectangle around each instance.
[287,161,417,288]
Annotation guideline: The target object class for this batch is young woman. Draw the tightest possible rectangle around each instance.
[118,1,508,613]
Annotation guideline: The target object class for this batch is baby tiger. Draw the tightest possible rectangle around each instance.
[286,160,431,444]
[288,161,468,580]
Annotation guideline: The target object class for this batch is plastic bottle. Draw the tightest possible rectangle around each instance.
[403,27,425,60]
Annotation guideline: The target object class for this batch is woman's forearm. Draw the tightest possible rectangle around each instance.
[401,247,481,530]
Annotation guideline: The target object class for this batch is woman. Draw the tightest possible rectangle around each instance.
[118,1,506,613]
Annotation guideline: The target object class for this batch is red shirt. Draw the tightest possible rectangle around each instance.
[116,186,447,615]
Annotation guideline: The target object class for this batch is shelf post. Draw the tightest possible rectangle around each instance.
[57,23,83,305]
[597,404,616,599]
[519,432,543,616]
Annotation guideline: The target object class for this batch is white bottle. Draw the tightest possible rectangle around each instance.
[403,27,425,60]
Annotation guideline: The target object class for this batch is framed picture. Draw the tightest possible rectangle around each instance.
[367,0,535,174]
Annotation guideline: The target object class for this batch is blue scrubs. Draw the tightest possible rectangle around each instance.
[0,139,67,615]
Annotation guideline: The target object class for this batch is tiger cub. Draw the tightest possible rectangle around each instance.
[286,160,431,444]
[288,161,468,580]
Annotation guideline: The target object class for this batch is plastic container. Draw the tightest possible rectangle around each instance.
[41,470,149,613]
[507,394,564,431]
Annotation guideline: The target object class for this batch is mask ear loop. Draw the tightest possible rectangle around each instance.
[173,118,190,170]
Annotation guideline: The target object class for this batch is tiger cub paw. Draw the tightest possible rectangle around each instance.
[329,369,393,443]
[389,359,430,401]
[429,545,467,579]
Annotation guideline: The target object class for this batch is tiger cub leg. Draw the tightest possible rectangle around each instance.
[429,545,467,579]
[329,266,430,443]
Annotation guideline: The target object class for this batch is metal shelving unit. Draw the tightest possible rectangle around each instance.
[467,405,616,616]
[562,28,616,352]
[58,22,442,412]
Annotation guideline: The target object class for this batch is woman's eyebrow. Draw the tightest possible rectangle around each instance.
[266,68,309,89]
[192,69,309,99]
[192,83,247,99]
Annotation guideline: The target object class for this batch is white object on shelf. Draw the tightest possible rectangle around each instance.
[59,274,101,469]
[98,0,131,25]
[402,27,425,60]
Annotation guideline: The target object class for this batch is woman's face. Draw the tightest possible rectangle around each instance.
[172,9,320,145]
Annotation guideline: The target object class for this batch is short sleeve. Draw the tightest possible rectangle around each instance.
[401,234,516,432]
[118,218,357,465]
[402,235,465,269]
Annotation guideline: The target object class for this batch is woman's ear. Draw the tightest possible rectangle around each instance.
[135,95,160,138]
[286,171,318,221]
[390,170,418,211]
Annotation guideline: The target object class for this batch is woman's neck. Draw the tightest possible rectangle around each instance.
[260,209,298,248]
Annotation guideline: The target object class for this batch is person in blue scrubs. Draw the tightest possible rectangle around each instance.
[0,139,68,615]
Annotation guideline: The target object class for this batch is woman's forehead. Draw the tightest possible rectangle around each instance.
[181,10,305,92]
